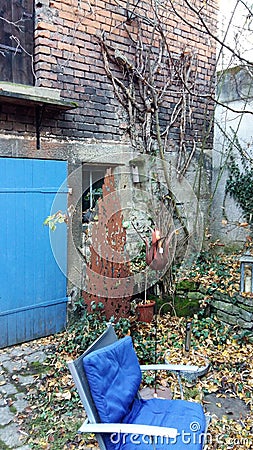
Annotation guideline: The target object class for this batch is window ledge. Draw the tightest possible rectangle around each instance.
[0,82,77,110]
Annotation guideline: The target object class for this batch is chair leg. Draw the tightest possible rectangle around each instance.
[176,372,184,399]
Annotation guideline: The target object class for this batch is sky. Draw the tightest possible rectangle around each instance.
[217,0,253,69]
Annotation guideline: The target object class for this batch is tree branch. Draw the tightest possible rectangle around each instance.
[168,0,253,67]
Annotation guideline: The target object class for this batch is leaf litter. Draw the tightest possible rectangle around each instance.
[16,250,253,449]
[19,309,252,450]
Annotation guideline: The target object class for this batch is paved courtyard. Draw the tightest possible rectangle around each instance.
[0,341,50,449]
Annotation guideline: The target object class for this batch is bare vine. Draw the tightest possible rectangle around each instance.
[99,2,206,239]
[99,17,199,179]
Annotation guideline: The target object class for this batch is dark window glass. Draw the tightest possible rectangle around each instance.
[82,168,106,223]
[0,0,34,85]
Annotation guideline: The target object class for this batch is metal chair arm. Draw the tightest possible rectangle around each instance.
[79,420,177,439]
[141,363,200,372]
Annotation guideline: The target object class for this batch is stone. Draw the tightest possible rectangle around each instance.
[216,310,238,325]
[187,291,205,301]
[236,317,253,330]
[13,446,31,450]
[212,300,234,315]
[214,291,233,302]
[2,359,27,373]
[17,375,35,386]
[9,349,27,358]
[18,345,44,356]
[176,280,197,291]
[0,422,27,448]
[0,354,11,364]
[0,383,18,395]
[235,294,253,307]
[0,341,49,449]
[239,308,253,322]
[0,397,7,406]
[204,393,249,420]
[0,405,15,426]
[13,396,29,413]
[24,351,47,364]
[0,81,61,100]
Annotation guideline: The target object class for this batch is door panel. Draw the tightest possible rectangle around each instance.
[0,157,68,348]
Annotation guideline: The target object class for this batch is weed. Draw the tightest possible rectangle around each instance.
[0,439,10,449]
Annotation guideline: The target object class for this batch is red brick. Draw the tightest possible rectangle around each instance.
[35,29,51,39]
[35,62,52,71]
[0,0,217,144]
[35,37,55,48]
[34,45,51,55]
[58,10,75,21]
[37,20,58,32]
[58,41,79,53]
[51,48,63,57]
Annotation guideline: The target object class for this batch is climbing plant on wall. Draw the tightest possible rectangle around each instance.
[225,138,253,229]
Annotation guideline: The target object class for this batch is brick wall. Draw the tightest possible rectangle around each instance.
[0,0,217,144]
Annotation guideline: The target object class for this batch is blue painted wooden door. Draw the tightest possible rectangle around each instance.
[0,158,68,348]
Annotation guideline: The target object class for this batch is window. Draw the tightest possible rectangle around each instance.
[0,0,34,85]
[82,165,109,224]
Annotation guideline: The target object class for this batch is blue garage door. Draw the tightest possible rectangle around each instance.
[0,158,68,348]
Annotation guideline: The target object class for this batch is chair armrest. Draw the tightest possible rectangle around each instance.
[140,363,200,372]
[140,362,210,377]
[79,421,177,439]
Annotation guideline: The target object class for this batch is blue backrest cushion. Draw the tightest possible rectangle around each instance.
[83,335,142,423]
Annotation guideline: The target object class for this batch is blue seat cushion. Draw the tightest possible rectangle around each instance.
[83,336,142,423]
[119,397,206,450]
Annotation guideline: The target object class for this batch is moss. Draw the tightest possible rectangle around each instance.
[0,439,9,449]
[174,295,200,318]
[24,361,50,376]
[9,404,17,414]
[155,291,201,317]
[176,280,197,291]
[240,304,253,313]
[217,65,243,76]
[155,297,171,315]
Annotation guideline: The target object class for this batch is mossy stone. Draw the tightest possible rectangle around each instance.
[176,280,197,291]
[187,291,205,301]
[174,295,200,317]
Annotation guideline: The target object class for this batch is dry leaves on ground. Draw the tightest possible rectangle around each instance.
[21,311,253,450]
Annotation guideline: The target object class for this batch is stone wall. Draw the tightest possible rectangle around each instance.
[211,291,253,330]
[173,279,253,330]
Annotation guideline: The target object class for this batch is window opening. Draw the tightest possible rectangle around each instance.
[81,164,112,259]
[0,0,34,85]
[82,168,106,223]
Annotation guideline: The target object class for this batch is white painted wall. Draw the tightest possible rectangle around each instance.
[212,95,253,245]
[212,1,253,247]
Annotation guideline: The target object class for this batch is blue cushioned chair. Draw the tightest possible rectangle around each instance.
[68,325,210,450]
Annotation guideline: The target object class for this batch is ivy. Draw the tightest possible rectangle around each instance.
[225,153,253,227]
